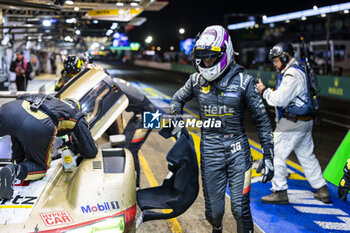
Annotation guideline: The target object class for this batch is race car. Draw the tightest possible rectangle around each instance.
[0,64,200,233]
[0,66,136,233]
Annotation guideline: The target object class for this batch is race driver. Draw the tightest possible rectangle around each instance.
[170,25,274,233]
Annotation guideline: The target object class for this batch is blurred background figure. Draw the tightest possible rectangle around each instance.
[10,50,32,91]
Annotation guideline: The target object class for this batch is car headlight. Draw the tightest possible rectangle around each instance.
[64,216,124,233]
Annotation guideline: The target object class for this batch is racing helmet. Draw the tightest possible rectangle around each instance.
[269,42,295,66]
[63,55,84,76]
[63,98,81,112]
[192,25,235,82]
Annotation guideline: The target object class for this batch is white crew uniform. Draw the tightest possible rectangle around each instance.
[262,58,326,191]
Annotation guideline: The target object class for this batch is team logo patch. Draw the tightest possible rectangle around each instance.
[201,85,210,94]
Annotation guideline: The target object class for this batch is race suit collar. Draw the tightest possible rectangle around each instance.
[214,63,245,90]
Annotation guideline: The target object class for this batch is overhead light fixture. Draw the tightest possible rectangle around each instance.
[263,2,350,24]
[93,20,98,24]
[344,9,350,14]
[130,2,138,6]
[90,42,100,49]
[321,13,327,17]
[111,22,119,30]
[227,21,255,30]
[145,36,153,44]
[179,28,185,34]
[75,29,81,35]
[27,18,39,22]
[74,7,79,11]
[65,0,74,5]
[64,36,73,42]
[106,29,113,36]
[313,5,318,10]
[301,16,307,20]
[116,2,124,6]
[66,18,77,24]
[42,19,51,27]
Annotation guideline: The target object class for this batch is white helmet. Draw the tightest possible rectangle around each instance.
[192,25,235,82]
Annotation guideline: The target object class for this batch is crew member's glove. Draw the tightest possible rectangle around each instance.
[338,159,350,201]
[257,145,274,183]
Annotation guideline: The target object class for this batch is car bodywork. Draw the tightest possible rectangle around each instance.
[0,66,136,233]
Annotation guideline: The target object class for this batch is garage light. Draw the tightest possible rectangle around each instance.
[42,20,51,27]
[227,21,255,30]
[263,2,350,24]
[90,42,100,49]
[145,36,153,44]
[111,22,119,30]
[66,18,77,24]
[64,36,73,42]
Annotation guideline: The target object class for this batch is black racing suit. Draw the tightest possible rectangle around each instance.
[109,78,157,187]
[170,64,273,233]
[0,94,97,181]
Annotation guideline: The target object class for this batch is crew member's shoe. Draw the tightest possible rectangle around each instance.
[314,185,331,203]
[212,225,222,233]
[0,164,19,200]
[261,190,289,204]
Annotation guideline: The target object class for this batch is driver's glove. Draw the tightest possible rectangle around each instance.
[257,145,274,183]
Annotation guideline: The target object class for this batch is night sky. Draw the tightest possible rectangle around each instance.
[127,0,348,50]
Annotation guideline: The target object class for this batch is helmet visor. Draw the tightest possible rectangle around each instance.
[193,46,222,59]
[194,50,220,59]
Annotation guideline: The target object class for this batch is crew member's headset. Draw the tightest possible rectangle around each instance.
[279,52,290,69]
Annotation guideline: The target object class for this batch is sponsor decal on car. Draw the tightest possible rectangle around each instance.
[0,195,37,206]
[40,210,74,227]
[81,201,120,214]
